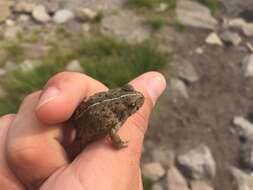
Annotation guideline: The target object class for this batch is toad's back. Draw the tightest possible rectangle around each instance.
[67,85,144,160]
[73,100,120,145]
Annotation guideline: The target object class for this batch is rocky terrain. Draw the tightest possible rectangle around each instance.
[1,0,253,190]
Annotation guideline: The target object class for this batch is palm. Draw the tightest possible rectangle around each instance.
[41,129,142,190]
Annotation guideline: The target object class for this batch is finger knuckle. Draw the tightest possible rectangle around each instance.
[23,91,41,104]
[7,141,42,167]
[0,114,16,122]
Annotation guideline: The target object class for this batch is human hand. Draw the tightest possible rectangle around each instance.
[0,72,166,190]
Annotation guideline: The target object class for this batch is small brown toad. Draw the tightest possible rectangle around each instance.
[67,84,144,160]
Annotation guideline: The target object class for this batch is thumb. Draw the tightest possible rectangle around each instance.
[129,71,167,133]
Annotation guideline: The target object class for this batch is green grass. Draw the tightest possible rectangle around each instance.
[21,28,42,43]
[0,58,5,67]
[2,41,24,63]
[168,19,186,32]
[55,26,72,39]
[78,36,168,87]
[0,48,7,67]
[145,16,167,30]
[0,46,76,113]
[0,35,169,115]
[93,10,105,23]
[110,9,120,16]
[126,0,176,10]
[0,33,4,41]
[197,0,219,14]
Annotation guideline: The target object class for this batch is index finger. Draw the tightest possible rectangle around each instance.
[36,72,107,124]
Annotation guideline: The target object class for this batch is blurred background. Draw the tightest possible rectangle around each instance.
[1,0,253,189]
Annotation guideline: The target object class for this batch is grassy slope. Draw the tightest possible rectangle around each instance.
[0,35,169,115]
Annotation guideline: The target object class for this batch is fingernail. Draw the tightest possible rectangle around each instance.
[37,87,60,109]
[147,76,166,105]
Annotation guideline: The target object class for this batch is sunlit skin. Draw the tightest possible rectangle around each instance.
[0,72,166,190]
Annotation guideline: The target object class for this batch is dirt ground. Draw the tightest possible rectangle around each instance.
[218,0,253,17]
[143,24,253,190]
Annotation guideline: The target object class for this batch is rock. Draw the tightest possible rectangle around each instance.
[240,10,253,23]
[233,116,253,141]
[53,9,74,24]
[205,32,223,46]
[242,23,253,37]
[152,183,164,190]
[82,23,91,33]
[226,18,247,29]
[5,19,15,26]
[173,59,199,83]
[75,8,97,21]
[32,5,51,23]
[155,3,168,12]
[246,43,253,53]
[231,167,253,190]
[169,78,189,99]
[196,47,204,54]
[65,0,124,12]
[151,148,175,168]
[34,1,62,14]
[166,167,190,190]
[219,31,242,46]
[242,55,253,78]
[240,140,253,170]
[14,2,35,13]
[18,14,30,22]
[65,60,84,72]
[227,18,253,37]
[101,10,150,43]
[142,162,166,181]
[176,0,217,30]
[19,60,39,72]
[177,144,216,180]
[4,26,22,40]
[191,181,214,190]
[17,1,60,14]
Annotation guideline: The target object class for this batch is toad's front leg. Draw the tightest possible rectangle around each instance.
[109,123,128,149]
